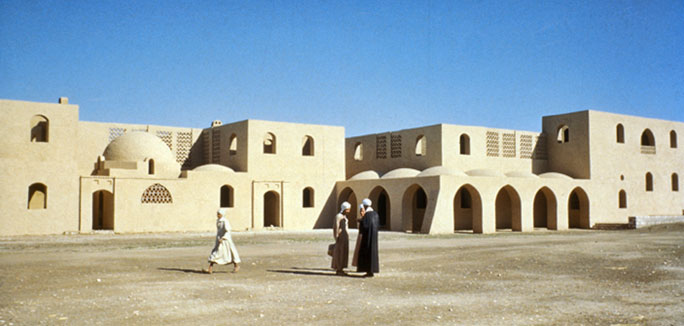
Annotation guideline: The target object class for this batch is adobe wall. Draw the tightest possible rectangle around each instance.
[543,111,591,179]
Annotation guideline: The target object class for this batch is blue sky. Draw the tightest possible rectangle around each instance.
[1,0,682,136]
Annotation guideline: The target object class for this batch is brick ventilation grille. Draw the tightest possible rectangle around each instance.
[534,135,548,160]
[108,128,126,142]
[141,183,173,204]
[202,131,211,164]
[376,135,387,159]
[131,128,146,133]
[502,132,516,158]
[156,131,173,150]
[211,130,221,163]
[486,131,499,157]
[390,134,402,158]
[520,134,533,159]
[176,131,192,168]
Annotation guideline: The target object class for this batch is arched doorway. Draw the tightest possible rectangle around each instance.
[495,185,522,231]
[92,190,114,230]
[337,187,358,228]
[402,185,427,233]
[568,187,590,229]
[264,191,281,227]
[369,186,391,230]
[533,187,557,229]
[453,185,483,233]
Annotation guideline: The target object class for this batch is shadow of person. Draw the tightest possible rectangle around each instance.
[158,267,226,274]
[268,268,365,278]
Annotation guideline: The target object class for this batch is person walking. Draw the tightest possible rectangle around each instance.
[206,208,241,274]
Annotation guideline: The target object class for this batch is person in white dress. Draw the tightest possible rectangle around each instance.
[207,208,241,274]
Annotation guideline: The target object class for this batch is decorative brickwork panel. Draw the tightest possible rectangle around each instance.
[156,130,173,150]
[390,134,402,158]
[202,131,211,164]
[520,134,533,159]
[502,132,516,158]
[376,135,387,159]
[211,129,221,164]
[534,134,548,160]
[108,127,126,142]
[176,131,192,168]
[131,128,147,133]
[141,183,173,204]
[486,131,499,157]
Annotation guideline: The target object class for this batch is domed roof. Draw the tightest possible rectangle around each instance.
[349,170,380,180]
[466,169,505,177]
[193,164,235,172]
[103,132,175,163]
[539,172,573,180]
[505,171,539,178]
[381,168,421,179]
[418,166,466,177]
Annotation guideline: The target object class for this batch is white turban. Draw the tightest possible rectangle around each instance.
[339,201,351,214]
[217,208,227,217]
[362,198,372,207]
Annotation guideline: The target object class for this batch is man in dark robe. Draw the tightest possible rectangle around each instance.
[357,198,379,277]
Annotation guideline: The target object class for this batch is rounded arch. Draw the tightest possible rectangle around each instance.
[645,172,653,191]
[672,173,679,191]
[618,189,627,208]
[263,132,276,154]
[616,124,624,143]
[92,190,114,230]
[670,130,677,148]
[453,184,483,233]
[30,115,49,142]
[302,186,314,207]
[229,134,237,155]
[302,135,314,156]
[28,183,47,209]
[556,125,569,143]
[220,185,234,207]
[338,187,359,228]
[495,185,522,231]
[533,187,558,229]
[369,186,391,230]
[568,187,590,229]
[264,191,281,227]
[353,142,363,161]
[641,129,655,146]
[402,184,427,233]
[459,134,470,155]
[148,158,155,175]
[415,135,426,156]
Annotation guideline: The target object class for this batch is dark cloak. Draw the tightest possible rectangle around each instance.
[357,210,379,273]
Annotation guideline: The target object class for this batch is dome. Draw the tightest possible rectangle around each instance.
[381,168,421,179]
[466,169,505,177]
[349,170,380,180]
[193,164,235,172]
[539,172,573,180]
[418,166,466,177]
[505,171,539,178]
[103,132,175,163]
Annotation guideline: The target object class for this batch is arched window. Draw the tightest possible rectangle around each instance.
[641,129,655,146]
[645,172,653,192]
[460,134,470,155]
[616,124,624,143]
[415,135,426,156]
[30,115,49,142]
[148,159,155,175]
[141,183,173,204]
[220,185,234,207]
[263,133,276,154]
[672,173,679,191]
[671,130,677,148]
[302,136,314,156]
[618,190,627,208]
[556,125,569,143]
[353,143,363,161]
[229,134,237,155]
[303,187,314,207]
[28,183,47,209]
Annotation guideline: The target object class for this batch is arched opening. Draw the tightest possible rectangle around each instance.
[263,191,280,227]
[220,185,234,207]
[453,185,483,233]
[556,125,569,143]
[568,187,590,229]
[672,173,679,192]
[303,187,314,207]
[402,185,427,233]
[495,186,522,231]
[415,135,426,156]
[263,132,276,154]
[92,190,114,230]
[671,130,678,148]
[369,186,391,230]
[353,143,363,161]
[645,172,653,191]
[148,159,155,175]
[338,187,358,228]
[302,136,314,156]
[459,134,470,155]
[641,129,655,146]
[30,115,49,142]
[27,183,47,209]
[533,187,557,229]
[618,190,627,208]
[229,134,237,155]
[616,124,624,143]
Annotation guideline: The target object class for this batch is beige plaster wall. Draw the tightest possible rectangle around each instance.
[543,111,591,179]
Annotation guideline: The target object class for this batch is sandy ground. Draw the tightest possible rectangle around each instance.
[0,225,682,326]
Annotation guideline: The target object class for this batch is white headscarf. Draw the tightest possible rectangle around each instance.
[361,198,374,212]
[339,201,351,214]
[217,208,227,218]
